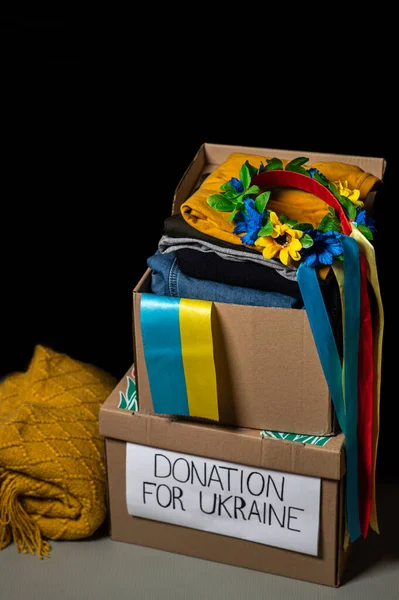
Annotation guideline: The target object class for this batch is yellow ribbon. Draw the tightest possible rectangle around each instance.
[179,299,219,421]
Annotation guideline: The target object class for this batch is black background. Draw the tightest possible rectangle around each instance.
[1,17,397,476]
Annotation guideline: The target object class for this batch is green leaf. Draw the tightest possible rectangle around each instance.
[129,398,138,412]
[246,185,260,195]
[286,156,309,169]
[318,214,341,233]
[300,233,314,249]
[118,392,128,410]
[335,254,344,261]
[293,222,313,231]
[338,195,356,220]
[255,191,271,214]
[258,220,273,237]
[317,217,329,233]
[328,182,341,200]
[313,171,329,186]
[285,164,310,176]
[265,157,284,171]
[329,214,341,230]
[224,190,241,200]
[220,182,233,192]
[127,377,136,401]
[229,208,239,222]
[232,193,245,205]
[240,164,251,190]
[337,194,351,211]
[207,194,234,212]
[245,160,258,179]
[347,203,357,220]
[127,389,137,410]
[357,223,374,240]
[328,206,336,216]
[330,219,341,232]
[279,214,298,227]
[349,206,357,220]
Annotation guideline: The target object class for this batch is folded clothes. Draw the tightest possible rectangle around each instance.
[161,213,297,282]
[159,234,297,282]
[180,152,379,250]
[148,250,302,309]
[160,214,339,294]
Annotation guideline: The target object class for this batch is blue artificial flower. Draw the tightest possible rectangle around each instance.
[258,161,266,174]
[233,198,264,245]
[353,208,376,232]
[308,167,329,184]
[300,230,343,268]
[229,177,244,193]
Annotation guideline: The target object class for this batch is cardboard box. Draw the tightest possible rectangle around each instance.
[133,143,386,435]
[100,373,350,587]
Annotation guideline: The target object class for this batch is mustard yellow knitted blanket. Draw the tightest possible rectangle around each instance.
[0,345,116,557]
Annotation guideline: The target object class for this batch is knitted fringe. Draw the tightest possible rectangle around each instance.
[0,469,50,558]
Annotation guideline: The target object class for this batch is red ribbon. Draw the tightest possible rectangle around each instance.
[358,255,374,537]
[252,170,352,235]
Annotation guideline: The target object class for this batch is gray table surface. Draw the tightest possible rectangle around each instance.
[1,479,398,600]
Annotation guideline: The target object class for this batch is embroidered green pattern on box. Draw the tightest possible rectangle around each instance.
[118,368,138,411]
[117,367,332,445]
[261,430,332,446]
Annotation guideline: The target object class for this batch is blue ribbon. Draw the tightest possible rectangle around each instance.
[297,236,361,541]
[341,236,361,541]
[140,294,189,416]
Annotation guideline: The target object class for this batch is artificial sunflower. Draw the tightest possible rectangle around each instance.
[255,211,303,266]
[334,180,363,207]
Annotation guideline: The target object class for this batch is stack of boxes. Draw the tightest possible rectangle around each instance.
[99,143,385,587]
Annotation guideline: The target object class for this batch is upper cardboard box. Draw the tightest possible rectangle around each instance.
[132,142,385,435]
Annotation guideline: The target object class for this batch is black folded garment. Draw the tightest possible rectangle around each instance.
[176,248,303,300]
[165,213,261,256]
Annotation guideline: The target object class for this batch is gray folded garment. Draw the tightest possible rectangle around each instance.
[158,234,298,282]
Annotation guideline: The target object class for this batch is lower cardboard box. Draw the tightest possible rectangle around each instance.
[99,372,350,587]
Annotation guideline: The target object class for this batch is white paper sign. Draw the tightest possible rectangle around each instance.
[126,443,321,556]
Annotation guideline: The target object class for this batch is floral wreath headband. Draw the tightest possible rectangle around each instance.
[206,157,376,269]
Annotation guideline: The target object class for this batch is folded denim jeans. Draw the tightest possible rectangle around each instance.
[148,251,302,309]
